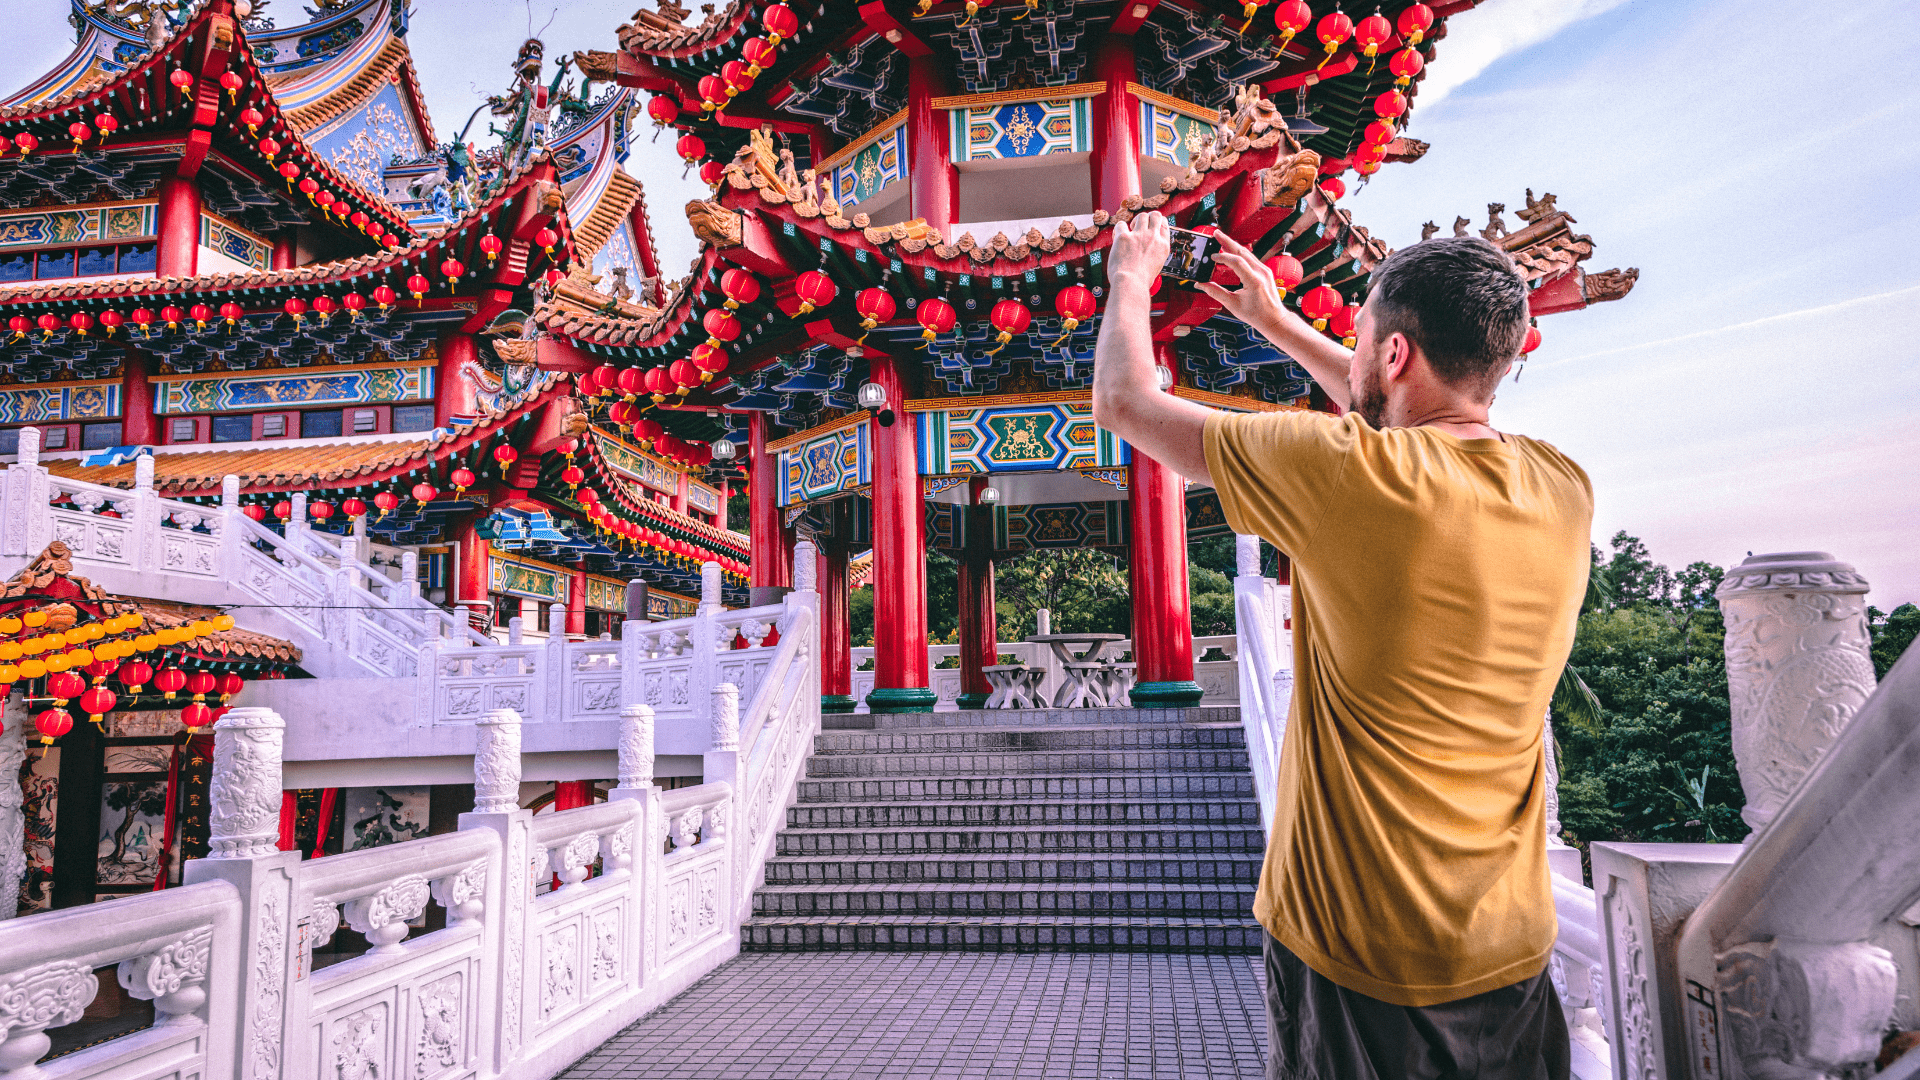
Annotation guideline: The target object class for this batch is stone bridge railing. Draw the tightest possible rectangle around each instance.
[0,567,821,1080]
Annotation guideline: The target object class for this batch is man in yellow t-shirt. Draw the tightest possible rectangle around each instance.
[1092,212,1589,1079]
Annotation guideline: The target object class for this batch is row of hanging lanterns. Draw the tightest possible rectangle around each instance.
[652,3,799,182]
[0,605,243,740]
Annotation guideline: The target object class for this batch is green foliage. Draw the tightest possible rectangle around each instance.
[726,492,749,533]
[1869,603,1920,679]
[1554,534,1746,848]
[1190,565,1236,637]
[993,547,1132,641]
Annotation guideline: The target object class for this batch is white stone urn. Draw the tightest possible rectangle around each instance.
[1716,552,1875,834]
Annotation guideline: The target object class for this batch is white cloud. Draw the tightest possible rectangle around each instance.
[1411,0,1634,111]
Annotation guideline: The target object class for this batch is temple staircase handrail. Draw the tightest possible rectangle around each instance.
[1231,535,1290,834]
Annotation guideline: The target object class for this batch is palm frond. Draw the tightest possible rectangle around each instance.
[1553,664,1605,733]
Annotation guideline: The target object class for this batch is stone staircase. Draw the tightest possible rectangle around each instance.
[742,706,1267,952]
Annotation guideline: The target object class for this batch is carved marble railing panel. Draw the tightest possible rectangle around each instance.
[522,801,647,1044]
[560,640,623,721]
[434,648,543,724]
[46,504,137,569]
[656,783,734,965]
[0,880,241,1080]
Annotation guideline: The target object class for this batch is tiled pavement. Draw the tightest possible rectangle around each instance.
[559,951,1270,1079]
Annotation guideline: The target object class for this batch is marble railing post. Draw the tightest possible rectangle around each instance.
[461,707,530,1073]
[703,682,740,788]
[0,427,49,560]
[131,453,163,572]
[182,707,300,1080]
[1715,552,1876,835]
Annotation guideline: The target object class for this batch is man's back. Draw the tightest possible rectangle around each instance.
[1205,408,1593,1007]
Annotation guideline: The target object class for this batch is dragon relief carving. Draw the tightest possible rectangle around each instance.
[685,200,742,248]
[1583,267,1640,304]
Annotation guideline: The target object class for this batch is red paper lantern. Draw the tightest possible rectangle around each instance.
[67,312,94,337]
[698,160,725,187]
[916,297,957,341]
[793,270,837,315]
[1301,285,1342,331]
[1236,0,1268,34]
[218,672,244,701]
[341,497,366,518]
[34,313,59,339]
[411,482,438,505]
[219,302,244,327]
[33,708,71,745]
[407,274,430,300]
[160,305,184,330]
[590,363,620,396]
[170,69,193,94]
[692,342,728,381]
[1521,324,1542,355]
[1355,12,1393,60]
[1354,142,1387,166]
[534,227,559,256]
[373,285,397,309]
[669,359,701,396]
[79,686,117,725]
[763,3,798,45]
[720,268,761,308]
[298,176,320,201]
[311,295,336,322]
[632,416,664,443]
[702,308,742,344]
[98,310,124,337]
[647,96,679,126]
[272,500,292,521]
[699,75,729,111]
[855,287,895,336]
[561,465,585,488]
[188,304,213,331]
[116,659,153,694]
[6,314,28,341]
[479,234,503,263]
[722,60,754,96]
[441,258,465,281]
[616,366,646,400]
[241,504,266,523]
[643,367,673,404]
[219,70,243,102]
[279,161,300,185]
[342,293,366,319]
[238,106,265,136]
[984,298,1031,355]
[67,121,93,147]
[1053,285,1096,339]
[1397,2,1435,45]
[367,221,384,238]
[450,467,476,492]
[258,136,279,158]
[1264,253,1304,298]
[1319,176,1346,201]
[46,671,85,704]
[676,133,706,163]
[607,400,636,425]
[1389,46,1424,86]
[1315,9,1354,68]
[742,36,777,76]
[1272,0,1311,46]
[1329,303,1360,348]
[1364,119,1397,146]
[492,445,518,472]
[154,666,187,700]
[313,189,335,210]
[283,297,308,324]
[12,132,35,156]
[179,701,212,733]
[577,487,599,506]
[373,491,400,518]
[309,500,333,522]
[1374,89,1408,121]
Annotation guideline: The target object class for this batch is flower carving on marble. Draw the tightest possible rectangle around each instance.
[345,875,432,953]
[673,807,704,852]
[591,910,620,986]
[414,972,463,1077]
[209,709,285,859]
[248,893,287,1080]
[551,833,601,888]
[599,826,634,871]
[117,925,212,1015]
[1605,889,1660,1080]
[310,899,342,947]
[542,923,579,1020]
[330,1004,386,1080]
[666,876,692,947]
[696,867,719,932]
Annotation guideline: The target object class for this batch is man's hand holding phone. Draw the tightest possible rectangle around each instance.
[1199,232,1292,340]
[1108,211,1171,294]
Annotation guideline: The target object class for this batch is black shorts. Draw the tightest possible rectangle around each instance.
[1263,932,1570,1080]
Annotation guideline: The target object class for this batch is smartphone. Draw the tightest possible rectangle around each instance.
[1162,226,1217,286]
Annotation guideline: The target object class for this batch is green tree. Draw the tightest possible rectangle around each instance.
[993,548,1132,640]
[1869,603,1920,678]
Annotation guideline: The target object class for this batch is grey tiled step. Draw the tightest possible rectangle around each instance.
[774,824,1265,857]
[805,749,1251,778]
[752,882,1256,918]
[761,852,1262,886]
[813,726,1245,755]
[869,706,1242,729]
[739,914,1265,953]
[794,772,1257,803]
[785,798,1262,829]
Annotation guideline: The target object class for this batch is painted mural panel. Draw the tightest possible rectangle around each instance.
[308,83,426,191]
[343,786,430,851]
[18,750,58,914]
[591,220,640,281]
[0,204,155,248]
[0,383,122,423]
[490,557,567,602]
[778,423,870,507]
[917,401,1128,474]
[586,576,627,612]
[198,214,271,270]
[154,366,432,415]
[96,779,168,888]
[832,126,906,206]
[1142,103,1214,167]
[687,481,721,515]
[949,98,1091,162]
[592,431,680,495]
[928,500,1130,552]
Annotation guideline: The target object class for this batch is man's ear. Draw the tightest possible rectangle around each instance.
[1385,332,1416,380]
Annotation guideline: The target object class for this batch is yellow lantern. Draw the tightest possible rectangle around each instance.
[0,616,19,634]
[67,648,93,667]
[17,658,46,679]
[43,653,70,673]
[135,634,157,652]
[212,614,235,632]
[22,610,46,628]
[191,620,214,638]
[0,642,18,661]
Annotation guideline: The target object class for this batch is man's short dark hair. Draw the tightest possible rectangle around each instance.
[1365,236,1530,397]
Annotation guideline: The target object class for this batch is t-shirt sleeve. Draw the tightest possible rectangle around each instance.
[1202,409,1353,558]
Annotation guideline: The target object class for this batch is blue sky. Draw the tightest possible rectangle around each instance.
[14,0,1919,605]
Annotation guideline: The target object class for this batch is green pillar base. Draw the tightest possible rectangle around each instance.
[866,687,938,713]
[821,694,859,714]
[1129,680,1204,709]
[955,693,990,710]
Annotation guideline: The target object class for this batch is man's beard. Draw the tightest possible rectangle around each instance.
[1353,358,1389,428]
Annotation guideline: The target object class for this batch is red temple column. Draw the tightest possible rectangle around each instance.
[436,333,479,426]
[818,503,854,713]
[1126,344,1201,707]
[747,412,794,604]
[867,351,933,712]
[566,564,588,639]
[907,55,958,235]
[271,232,296,270]
[121,349,154,446]
[672,472,690,515]
[455,519,491,634]
[1090,38,1142,213]
[552,781,592,811]
[955,477,997,709]
[156,175,199,279]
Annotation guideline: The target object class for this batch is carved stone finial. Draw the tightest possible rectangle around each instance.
[1235,534,1261,579]
[473,708,524,814]
[1479,203,1508,241]
[700,562,723,609]
[1420,221,1439,242]
[1452,215,1471,238]
[208,707,286,859]
[711,683,739,751]
[792,540,818,593]
[1717,553,1875,835]
[117,926,213,1019]
[617,703,656,788]
[16,426,39,467]
[222,474,240,508]
[133,453,154,491]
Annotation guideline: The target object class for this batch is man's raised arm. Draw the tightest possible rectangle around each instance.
[1091,212,1219,485]
[1199,232,1355,411]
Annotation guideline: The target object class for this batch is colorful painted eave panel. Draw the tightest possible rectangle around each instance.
[0,383,121,423]
[832,126,906,208]
[949,98,1093,163]
[925,499,1129,553]
[153,366,432,416]
[489,554,567,603]
[779,424,871,508]
[592,430,682,496]
[0,204,156,249]
[917,402,1129,475]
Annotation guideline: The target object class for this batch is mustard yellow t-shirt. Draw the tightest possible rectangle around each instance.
[1204,409,1592,1007]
